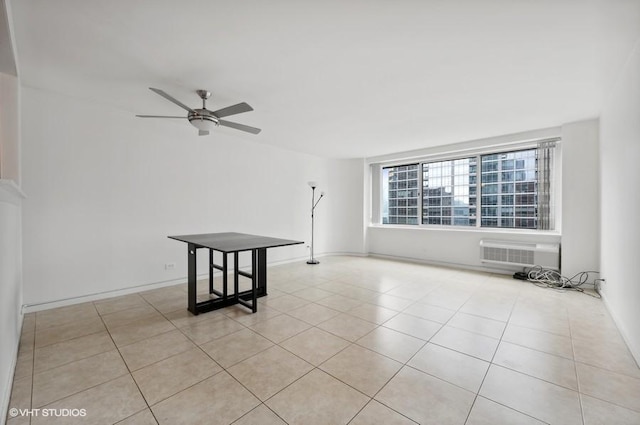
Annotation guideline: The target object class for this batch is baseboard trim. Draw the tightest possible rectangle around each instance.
[368,252,515,275]
[21,253,328,313]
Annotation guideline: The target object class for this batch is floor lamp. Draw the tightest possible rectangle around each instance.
[307,181,325,265]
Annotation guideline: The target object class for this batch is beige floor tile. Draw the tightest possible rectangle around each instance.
[502,323,573,359]
[419,287,473,310]
[447,311,506,339]
[317,313,378,342]
[290,287,334,302]
[200,328,273,368]
[493,341,578,390]
[13,349,33,381]
[249,314,311,343]
[178,316,245,345]
[133,348,221,405]
[408,343,490,392]
[233,405,286,425]
[383,313,442,341]
[509,307,571,337]
[116,409,158,425]
[576,362,640,412]
[18,331,34,355]
[8,376,31,411]
[347,303,398,325]
[151,372,260,425]
[119,329,196,371]
[466,396,545,425]
[6,416,30,425]
[480,365,582,425]
[572,337,640,378]
[164,308,226,329]
[315,294,363,312]
[225,304,282,327]
[272,280,309,294]
[31,375,146,425]
[460,296,513,322]
[287,303,341,325]
[315,281,352,294]
[581,394,640,425]
[430,326,499,361]
[227,345,313,401]
[109,315,176,347]
[147,297,188,314]
[402,303,455,324]
[95,294,150,316]
[280,327,350,366]
[336,285,380,303]
[35,303,99,331]
[259,294,311,312]
[34,331,116,374]
[375,366,475,425]
[35,316,106,348]
[356,326,425,363]
[320,344,402,396]
[32,350,128,407]
[22,313,36,334]
[102,305,164,330]
[266,369,369,425]
[350,400,417,425]
[370,294,413,311]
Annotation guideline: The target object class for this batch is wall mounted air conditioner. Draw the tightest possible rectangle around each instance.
[479,240,560,270]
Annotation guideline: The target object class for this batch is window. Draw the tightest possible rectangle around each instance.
[380,141,556,230]
[480,149,537,229]
[422,158,477,226]
[382,164,419,224]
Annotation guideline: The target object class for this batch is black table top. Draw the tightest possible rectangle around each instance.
[168,232,304,253]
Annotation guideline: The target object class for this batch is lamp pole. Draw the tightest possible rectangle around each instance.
[307,182,324,265]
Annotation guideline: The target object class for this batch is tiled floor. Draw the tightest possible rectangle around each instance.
[8,256,640,424]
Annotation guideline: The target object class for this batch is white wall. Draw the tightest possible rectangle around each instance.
[599,38,640,362]
[560,119,600,277]
[0,181,23,424]
[0,73,19,182]
[21,87,359,307]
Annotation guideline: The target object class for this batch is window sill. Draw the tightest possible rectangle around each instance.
[368,223,561,237]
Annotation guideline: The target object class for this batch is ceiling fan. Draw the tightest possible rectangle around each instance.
[136,88,261,136]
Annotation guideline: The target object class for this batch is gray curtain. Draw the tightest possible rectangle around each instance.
[537,140,556,230]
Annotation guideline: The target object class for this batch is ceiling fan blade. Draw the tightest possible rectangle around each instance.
[149,87,195,113]
[136,115,184,118]
[198,130,210,136]
[218,119,261,134]
[212,102,253,118]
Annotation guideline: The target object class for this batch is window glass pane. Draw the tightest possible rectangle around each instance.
[382,164,420,225]
[480,149,537,229]
[422,157,476,227]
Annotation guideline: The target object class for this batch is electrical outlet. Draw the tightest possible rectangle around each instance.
[165,262,176,270]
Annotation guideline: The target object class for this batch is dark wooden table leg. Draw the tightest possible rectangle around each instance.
[257,248,267,296]
[251,249,258,312]
[209,249,214,294]
[188,244,198,315]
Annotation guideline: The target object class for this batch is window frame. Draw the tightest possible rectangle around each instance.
[376,139,559,232]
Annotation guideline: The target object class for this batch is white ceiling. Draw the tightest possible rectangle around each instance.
[9,0,640,158]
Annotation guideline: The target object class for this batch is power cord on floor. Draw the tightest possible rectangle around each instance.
[515,265,602,298]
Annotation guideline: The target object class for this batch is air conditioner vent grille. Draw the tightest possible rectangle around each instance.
[479,240,559,270]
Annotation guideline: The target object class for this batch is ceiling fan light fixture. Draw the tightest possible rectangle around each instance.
[188,114,217,132]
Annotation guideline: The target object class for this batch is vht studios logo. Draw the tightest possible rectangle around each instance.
[9,408,87,417]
